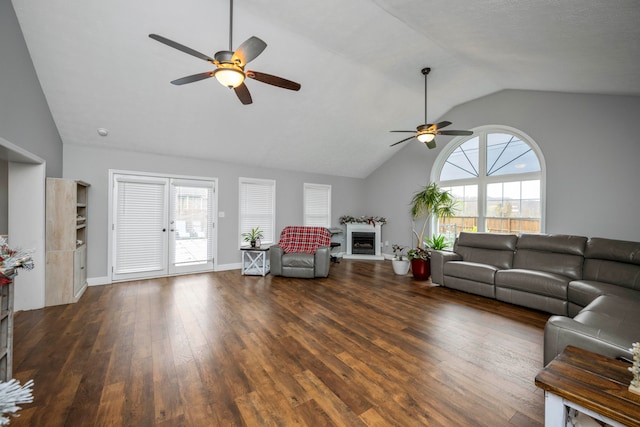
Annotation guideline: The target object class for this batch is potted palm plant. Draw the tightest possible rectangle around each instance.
[408,183,458,280]
[391,244,410,275]
[242,227,264,248]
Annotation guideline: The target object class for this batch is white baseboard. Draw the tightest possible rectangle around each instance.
[216,263,241,271]
[87,265,240,286]
[87,276,111,286]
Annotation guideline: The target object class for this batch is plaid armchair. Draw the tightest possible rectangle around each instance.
[270,226,332,278]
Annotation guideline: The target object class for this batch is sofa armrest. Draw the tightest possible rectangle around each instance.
[270,245,284,276]
[314,246,331,277]
[431,250,462,285]
[543,315,634,366]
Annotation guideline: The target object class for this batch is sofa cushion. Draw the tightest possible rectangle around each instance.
[444,261,500,284]
[581,237,640,291]
[584,237,640,265]
[513,234,587,280]
[569,279,640,308]
[495,269,569,299]
[282,253,315,269]
[454,232,517,269]
[582,259,640,291]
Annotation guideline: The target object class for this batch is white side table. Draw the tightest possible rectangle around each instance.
[241,246,270,276]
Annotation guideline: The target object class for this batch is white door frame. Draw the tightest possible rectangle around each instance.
[108,169,218,282]
[1,137,46,311]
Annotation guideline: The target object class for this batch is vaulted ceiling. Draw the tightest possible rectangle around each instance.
[12,0,640,178]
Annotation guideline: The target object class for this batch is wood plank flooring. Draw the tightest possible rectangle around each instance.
[11,259,550,426]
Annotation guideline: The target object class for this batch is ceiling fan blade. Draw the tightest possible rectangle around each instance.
[170,72,214,85]
[390,135,416,147]
[434,121,452,130]
[149,34,215,63]
[232,36,267,66]
[247,71,301,91]
[234,83,253,105]
[390,130,417,133]
[439,130,473,136]
[425,140,437,149]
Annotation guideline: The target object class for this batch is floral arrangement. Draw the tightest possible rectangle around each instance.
[630,342,640,395]
[339,215,387,226]
[0,379,34,425]
[0,237,34,286]
[407,247,431,261]
[391,244,407,260]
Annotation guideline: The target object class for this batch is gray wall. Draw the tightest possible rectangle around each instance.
[0,0,63,177]
[366,90,640,247]
[0,160,7,234]
[63,144,366,279]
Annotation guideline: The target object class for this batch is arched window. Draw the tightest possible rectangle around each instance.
[432,125,545,237]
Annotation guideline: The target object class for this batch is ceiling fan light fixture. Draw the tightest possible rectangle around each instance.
[417,132,436,143]
[214,66,245,88]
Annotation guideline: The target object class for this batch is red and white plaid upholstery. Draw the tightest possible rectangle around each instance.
[277,226,331,254]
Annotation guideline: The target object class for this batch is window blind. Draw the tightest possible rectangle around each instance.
[304,183,331,227]
[114,178,167,274]
[239,178,275,246]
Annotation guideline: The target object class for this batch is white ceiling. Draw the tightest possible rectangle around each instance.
[12,0,640,178]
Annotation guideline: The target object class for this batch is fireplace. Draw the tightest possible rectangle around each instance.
[352,232,375,255]
[344,223,383,260]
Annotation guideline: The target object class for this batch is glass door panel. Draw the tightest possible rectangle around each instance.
[169,179,215,275]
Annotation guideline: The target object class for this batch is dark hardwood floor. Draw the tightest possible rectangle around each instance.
[11,259,550,426]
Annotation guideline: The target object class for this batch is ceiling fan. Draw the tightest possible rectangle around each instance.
[390,68,472,149]
[149,0,300,105]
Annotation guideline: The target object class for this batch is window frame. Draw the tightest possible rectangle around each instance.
[238,177,276,247]
[432,125,546,235]
[303,183,332,228]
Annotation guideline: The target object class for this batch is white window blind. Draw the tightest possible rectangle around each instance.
[304,183,331,227]
[239,178,275,246]
[114,177,167,274]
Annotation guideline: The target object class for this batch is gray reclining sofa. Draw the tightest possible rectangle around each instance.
[431,232,640,365]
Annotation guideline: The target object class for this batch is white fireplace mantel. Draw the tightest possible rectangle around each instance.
[344,223,383,260]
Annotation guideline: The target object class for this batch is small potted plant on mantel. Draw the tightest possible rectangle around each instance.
[242,227,264,248]
[391,244,410,275]
[408,183,458,280]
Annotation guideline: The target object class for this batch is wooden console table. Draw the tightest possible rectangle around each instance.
[535,345,640,427]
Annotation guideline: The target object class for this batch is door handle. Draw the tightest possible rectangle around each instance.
[163,228,167,232]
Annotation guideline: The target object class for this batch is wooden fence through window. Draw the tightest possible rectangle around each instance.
[440,217,540,235]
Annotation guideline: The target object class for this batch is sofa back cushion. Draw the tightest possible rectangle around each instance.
[582,237,640,290]
[513,234,587,280]
[454,232,517,269]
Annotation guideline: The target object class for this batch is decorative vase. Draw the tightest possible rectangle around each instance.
[392,259,410,275]
[410,258,431,280]
[250,240,256,248]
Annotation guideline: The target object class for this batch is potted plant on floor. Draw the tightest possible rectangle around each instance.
[408,182,458,280]
[242,227,264,248]
[391,244,410,275]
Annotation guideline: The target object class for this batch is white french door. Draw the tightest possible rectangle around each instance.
[112,173,216,282]
[168,179,215,275]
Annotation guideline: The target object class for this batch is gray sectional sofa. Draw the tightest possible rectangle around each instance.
[431,232,640,365]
